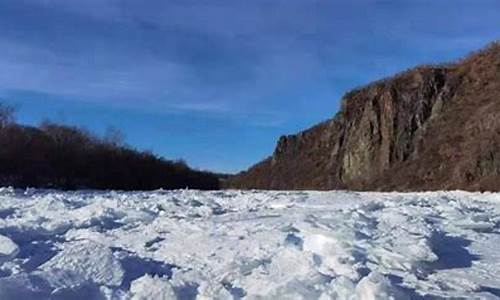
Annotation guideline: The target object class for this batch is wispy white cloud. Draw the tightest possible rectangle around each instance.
[2,0,499,122]
[1,0,500,172]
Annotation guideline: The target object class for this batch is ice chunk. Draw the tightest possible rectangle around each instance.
[355,272,408,300]
[0,234,19,265]
[320,276,356,300]
[130,274,176,300]
[40,240,124,287]
[303,232,360,279]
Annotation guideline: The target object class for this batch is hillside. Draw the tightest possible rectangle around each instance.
[230,42,500,191]
[0,118,220,190]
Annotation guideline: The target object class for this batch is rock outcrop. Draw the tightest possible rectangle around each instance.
[230,42,500,191]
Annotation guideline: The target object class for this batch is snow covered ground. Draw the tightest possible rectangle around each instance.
[0,188,500,299]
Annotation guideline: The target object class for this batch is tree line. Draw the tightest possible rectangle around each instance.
[0,103,220,190]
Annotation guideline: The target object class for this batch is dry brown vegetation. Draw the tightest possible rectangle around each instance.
[0,105,220,190]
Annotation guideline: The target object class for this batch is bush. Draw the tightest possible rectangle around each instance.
[0,103,15,128]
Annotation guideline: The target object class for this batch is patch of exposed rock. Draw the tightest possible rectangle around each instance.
[230,42,500,191]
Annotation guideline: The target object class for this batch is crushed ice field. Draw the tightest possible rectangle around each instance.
[0,188,500,299]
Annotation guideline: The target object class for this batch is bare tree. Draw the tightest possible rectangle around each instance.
[0,103,15,128]
[104,125,125,147]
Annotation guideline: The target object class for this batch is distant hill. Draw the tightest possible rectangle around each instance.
[0,116,220,190]
[230,42,500,191]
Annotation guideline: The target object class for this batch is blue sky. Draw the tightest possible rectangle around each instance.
[1,0,500,173]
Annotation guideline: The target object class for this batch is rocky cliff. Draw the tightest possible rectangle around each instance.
[230,42,500,191]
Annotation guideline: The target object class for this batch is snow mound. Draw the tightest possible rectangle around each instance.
[0,189,499,299]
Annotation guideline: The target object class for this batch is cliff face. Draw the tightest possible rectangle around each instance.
[230,43,500,191]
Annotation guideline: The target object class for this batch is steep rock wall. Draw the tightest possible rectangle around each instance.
[230,43,500,191]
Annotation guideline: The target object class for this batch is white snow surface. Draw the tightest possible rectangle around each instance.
[0,188,500,299]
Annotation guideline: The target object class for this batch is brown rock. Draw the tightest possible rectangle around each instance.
[229,42,500,191]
